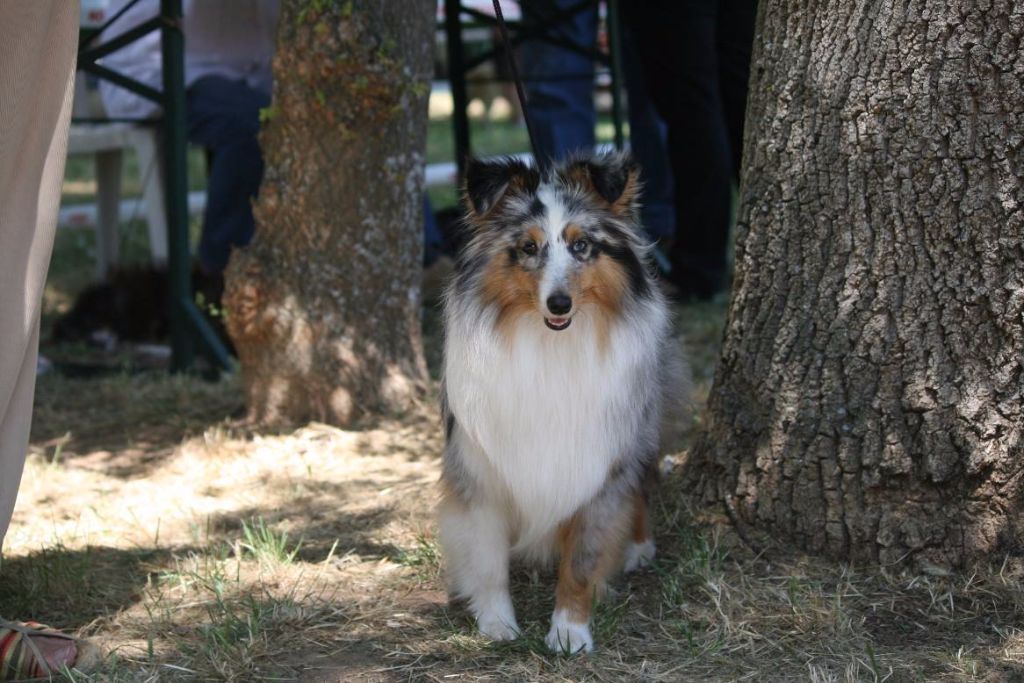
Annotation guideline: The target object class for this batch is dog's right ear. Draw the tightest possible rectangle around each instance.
[464,157,540,218]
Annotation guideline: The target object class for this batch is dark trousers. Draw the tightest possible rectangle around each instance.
[621,25,675,241]
[519,0,598,163]
[624,0,756,297]
[186,75,269,274]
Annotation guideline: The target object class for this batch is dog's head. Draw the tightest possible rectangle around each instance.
[457,152,652,333]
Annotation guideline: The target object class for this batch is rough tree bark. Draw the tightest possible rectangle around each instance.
[224,0,432,425]
[686,1,1023,568]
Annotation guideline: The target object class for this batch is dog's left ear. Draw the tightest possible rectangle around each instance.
[561,153,640,216]
[464,157,540,218]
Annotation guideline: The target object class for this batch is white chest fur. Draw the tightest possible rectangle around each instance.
[444,305,665,547]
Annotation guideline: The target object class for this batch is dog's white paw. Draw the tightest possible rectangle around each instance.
[623,538,656,573]
[477,613,520,641]
[545,610,593,654]
[474,593,520,641]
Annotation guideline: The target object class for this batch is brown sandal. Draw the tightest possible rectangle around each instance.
[0,620,101,681]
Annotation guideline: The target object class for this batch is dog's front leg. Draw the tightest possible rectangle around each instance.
[438,496,519,641]
[546,485,632,654]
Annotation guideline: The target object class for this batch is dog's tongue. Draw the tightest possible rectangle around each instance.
[545,317,571,330]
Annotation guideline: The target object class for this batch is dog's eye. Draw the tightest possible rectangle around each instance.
[522,240,538,256]
[571,239,588,254]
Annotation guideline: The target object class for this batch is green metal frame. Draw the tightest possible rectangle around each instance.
[76,0,232,375]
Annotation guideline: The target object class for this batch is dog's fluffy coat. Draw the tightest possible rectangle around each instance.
[439,152,687,653]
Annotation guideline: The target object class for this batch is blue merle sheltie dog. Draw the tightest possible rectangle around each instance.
[438,152,689,653]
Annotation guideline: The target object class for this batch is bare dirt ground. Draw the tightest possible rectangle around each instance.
[4,297,1024,682]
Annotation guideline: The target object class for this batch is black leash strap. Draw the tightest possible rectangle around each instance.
[491,0,547,173]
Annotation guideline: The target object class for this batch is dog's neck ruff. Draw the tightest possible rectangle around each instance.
[443,295,668,549]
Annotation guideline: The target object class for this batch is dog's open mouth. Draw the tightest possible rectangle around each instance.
[544,316,572,331]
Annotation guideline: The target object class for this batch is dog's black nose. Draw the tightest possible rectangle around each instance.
[546,293,572,315]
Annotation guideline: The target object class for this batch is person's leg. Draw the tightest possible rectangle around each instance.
[621,26,675,243]
[0,0,78,550]
[717,0,758,181]
[0,4,101,674]
[519,0,598,164]
[186,76,269,274]
[626,0,733,299]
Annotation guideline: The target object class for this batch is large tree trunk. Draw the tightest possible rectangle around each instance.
[224,0,432,426]
[686,1,1023,568]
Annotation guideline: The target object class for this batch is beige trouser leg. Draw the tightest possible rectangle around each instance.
[0,2,79,550]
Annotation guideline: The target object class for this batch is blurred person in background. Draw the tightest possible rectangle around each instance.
[100,0,279,279]
[102,0,446,275]
[518,0,676,244]
[519,0,757,300]
[623,0,757,300]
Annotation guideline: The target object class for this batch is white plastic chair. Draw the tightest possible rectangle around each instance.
[67,75,168,279]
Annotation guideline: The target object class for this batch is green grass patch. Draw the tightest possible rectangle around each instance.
[238,517,303,567]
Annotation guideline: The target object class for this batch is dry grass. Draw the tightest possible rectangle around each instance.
[4,298,1024,681]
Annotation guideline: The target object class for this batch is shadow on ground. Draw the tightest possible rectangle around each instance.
[0,545,173,629]
[30,371,245,477]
